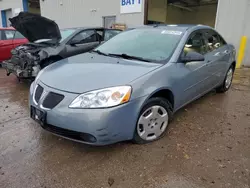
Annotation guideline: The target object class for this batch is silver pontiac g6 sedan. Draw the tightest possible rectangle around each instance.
[29,25,236,145]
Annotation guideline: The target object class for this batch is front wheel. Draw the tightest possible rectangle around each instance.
[133,98,173,144]
[216,66,234,93]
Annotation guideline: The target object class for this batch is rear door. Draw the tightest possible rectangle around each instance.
[65,29,100,57]
[13,31,28,48]
[0,30,15,62]
[203,29,230,88]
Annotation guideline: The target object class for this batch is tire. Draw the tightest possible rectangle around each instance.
[216,65,234,93]
[133,97,173,144]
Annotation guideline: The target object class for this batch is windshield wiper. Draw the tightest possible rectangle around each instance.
[91,50,109,56]
[91,51,152,62]
[108,53,151,62]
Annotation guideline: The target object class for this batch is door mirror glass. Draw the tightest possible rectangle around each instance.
[181,51,205,63]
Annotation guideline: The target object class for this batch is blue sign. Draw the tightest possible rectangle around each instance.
[121,0,142,14]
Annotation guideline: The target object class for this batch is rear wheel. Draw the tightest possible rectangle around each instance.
[216,66,234,93]
[133,97,173,144]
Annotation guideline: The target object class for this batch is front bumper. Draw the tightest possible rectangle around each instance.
[2,60,34,78]
[29,81,147,145]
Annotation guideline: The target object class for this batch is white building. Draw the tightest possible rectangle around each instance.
[0,0,249,66]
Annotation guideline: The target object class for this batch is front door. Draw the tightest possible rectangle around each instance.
[0,30,15,62]
[175,31,210,108]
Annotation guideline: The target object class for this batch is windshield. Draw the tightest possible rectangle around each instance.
[60,29,77,42]
[33,29,77,44]
[96,28,183,62]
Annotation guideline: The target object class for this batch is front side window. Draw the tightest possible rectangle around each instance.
[183,32,207,55]
[2,30,15,40]
[0,31,3,40]
[96,28,183,62]
[71,30,97,44]
[203,30,226,52]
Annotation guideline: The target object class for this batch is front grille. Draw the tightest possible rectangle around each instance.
[41,124,97,143]
[34,85,44,104]
[42,92,64,109]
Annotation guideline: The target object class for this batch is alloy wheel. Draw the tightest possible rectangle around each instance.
[225,68,233,89]
[137,105,169,141]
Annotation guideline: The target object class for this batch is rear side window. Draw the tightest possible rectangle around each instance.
[203,30,226,52]
[14,31,26,39]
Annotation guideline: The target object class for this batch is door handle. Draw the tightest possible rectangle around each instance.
[206,60,211,65]
[223,50,230,54]
[213,52,221,56]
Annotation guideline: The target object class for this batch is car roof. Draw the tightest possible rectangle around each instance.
[60,27,121,31]
[134,24,212,32]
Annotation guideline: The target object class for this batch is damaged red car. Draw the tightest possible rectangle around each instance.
[0,27,28,64]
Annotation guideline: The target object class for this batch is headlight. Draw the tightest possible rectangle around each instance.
[69,86,132,109]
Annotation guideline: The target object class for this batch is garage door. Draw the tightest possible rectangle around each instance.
[146,0,218,27]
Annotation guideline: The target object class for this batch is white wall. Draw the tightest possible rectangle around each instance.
[40,0,145,29]
[216,0,250,66]
[0,0,24,27]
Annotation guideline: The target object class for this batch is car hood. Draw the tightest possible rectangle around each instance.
[10,12,61,43]
[39,53,162,93]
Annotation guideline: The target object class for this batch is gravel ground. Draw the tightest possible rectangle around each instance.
[0,68,249,188]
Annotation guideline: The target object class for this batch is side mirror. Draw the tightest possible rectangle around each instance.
[181,51,205,63]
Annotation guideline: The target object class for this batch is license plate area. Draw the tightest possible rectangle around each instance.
[30,106,46,125]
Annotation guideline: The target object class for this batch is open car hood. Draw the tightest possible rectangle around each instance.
[9,12,61,43]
